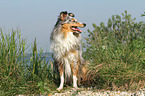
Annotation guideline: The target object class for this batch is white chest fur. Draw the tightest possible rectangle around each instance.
[51,32,81,60]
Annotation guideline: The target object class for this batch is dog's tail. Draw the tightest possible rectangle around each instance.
[64,58,71,82]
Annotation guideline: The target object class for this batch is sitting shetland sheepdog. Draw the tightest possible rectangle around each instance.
[50,11,86,91]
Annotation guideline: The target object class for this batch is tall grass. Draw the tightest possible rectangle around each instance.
[0,29,27,95]
[82,10,145,91]
[0,29,55,95]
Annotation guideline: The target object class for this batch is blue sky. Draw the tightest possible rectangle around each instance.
[0,0,145,52]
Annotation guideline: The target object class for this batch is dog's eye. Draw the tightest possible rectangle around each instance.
[73,20,76,22]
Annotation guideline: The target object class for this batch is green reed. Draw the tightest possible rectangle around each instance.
[0,29,27,95]
[0,29,55,95]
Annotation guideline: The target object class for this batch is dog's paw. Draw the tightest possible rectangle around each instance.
[73,83,78,89]
[71,87,79,91]
[73,85,79,89]
[56,87,63,91]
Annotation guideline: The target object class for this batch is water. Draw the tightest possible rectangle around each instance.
[25,52,53,65]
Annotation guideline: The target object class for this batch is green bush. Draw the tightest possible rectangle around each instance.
[83,10,145,91]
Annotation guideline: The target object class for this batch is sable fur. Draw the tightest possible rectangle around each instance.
[50,11,86,90]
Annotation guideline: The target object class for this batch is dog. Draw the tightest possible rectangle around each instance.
[50,11,86,91]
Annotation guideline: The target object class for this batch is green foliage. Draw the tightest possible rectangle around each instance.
[83,10,145,91]
[141,12,145,17]
[0,29,55,95]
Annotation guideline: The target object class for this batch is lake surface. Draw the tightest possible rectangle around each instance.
[25,52,53,64]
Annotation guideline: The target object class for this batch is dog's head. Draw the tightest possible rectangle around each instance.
[56,11,86,34]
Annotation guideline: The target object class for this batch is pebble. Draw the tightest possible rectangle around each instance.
[52,88,145,96]
[16,88,145,96]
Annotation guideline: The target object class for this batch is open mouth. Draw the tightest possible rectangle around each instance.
[71,26,82,33]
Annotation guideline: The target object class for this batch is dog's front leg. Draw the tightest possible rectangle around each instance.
[72,62,78,89]
[73,75,78,88]
[57,66,64,91]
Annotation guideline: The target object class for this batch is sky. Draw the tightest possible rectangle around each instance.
[0,0,145,52]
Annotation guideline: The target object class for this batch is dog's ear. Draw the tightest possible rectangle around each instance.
[60,11,68,21]
[69,13,75,17]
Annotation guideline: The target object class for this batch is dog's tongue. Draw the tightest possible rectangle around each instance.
[76,28,82,32]
[72,27,82,32]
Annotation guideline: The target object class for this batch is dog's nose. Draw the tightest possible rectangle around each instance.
[83,23,86,27]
